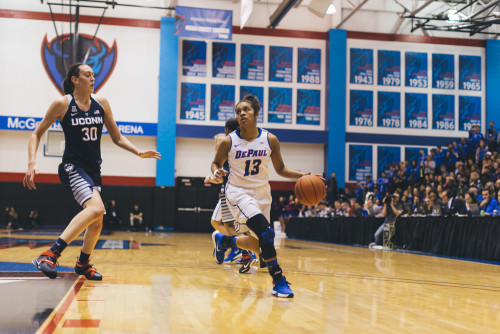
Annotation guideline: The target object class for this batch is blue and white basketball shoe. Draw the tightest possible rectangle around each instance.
[271,276,294,298]
[212,231,227,264]
[224,247,242,263]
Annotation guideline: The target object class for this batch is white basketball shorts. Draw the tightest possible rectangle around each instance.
[225,183,272,234]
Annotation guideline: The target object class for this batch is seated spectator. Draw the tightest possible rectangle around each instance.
[316,202,330,218]
[5,207,19,230]
[479,189,498,216]
[332,200,344,217]
[341,201,351,217]
[464,191,479,216]
[105,200,122,230]
[363,199,381,217]
[441,190,466,216]
[351,201,364,217]
[129,204,144,231]
[303,205,317,218]
[26,209,39,230]
[377,172,389,197]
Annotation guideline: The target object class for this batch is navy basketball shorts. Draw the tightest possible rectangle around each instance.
[58,162,102,207]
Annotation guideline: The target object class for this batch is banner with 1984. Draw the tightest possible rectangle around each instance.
[405,93,428,129]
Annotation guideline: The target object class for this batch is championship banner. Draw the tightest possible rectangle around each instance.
[269,46,293,82]
[432,54,454,89]
[210,84,235,121]
[349,90,373,127]
[268,87,292,124]
[405,52,428,88]
[378,50,400,86]
[182,40,206,77]
[405,147,427,164]
[180,82,206,121]
[240,44,265,81]
[0,115,157,136]
[240,86,264,123]
[297,48,321,84]
[350,48,373,85]
[212,42,235,79]
[175,6,232,40]
[459,95,481,131]
[377,146,401,176]
[377,91,400,128]
[432,94,455,131]
[405,93,428,129]
[459,55,481,91]
[296,89,320,125]
[348,144,372,182]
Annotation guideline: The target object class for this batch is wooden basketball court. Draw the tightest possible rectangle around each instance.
[0,229,499,333]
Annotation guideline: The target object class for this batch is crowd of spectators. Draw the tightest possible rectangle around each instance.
[276,123,500,220]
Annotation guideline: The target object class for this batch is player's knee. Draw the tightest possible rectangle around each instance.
[261,228,275,245]
[88,204,105,219]
[246,214,270,236]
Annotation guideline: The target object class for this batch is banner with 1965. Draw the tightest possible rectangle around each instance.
[459,55,481,91]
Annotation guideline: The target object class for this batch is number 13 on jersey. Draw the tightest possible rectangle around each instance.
[244,159,261,176]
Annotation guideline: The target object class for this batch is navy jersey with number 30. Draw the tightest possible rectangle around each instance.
[61,94,105,173]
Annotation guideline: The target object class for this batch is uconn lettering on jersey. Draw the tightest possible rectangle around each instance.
[71,117,104,126]
[234,149,267,159]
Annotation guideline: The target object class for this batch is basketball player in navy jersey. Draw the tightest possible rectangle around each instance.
[24,63,160,280]
[211,94,307,298]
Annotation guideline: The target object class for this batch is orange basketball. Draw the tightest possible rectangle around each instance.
[294,174,326,206]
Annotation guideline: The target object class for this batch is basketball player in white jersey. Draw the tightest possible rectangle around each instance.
[206,118,261,271]
[211,94,306,298]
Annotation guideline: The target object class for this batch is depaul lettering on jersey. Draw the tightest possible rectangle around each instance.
[0,115,157,136]
[235,149,267,159]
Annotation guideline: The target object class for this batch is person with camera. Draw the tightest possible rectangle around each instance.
[369,194,402,249]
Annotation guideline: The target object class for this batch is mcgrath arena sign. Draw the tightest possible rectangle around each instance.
[41,33,117,94]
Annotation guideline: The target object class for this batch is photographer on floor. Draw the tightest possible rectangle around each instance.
[370,194,402,250]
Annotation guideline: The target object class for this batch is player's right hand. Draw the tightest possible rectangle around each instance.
[213,168,228,183]
[23,163,38,190]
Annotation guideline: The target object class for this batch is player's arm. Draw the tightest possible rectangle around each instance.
[24,97,68,190]
[211,136,231,183]
[268,133,305,180]
[98,96,161,160]
[204,134,227,183]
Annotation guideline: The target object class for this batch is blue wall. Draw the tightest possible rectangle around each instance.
[156,17,178,186]
[486,40,500,129]
[326,29,347,188]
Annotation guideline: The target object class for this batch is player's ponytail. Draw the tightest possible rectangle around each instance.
[239,94,261,115]
[63,63,83,95]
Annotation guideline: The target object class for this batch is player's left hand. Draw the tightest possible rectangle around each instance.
[138,151,161,159]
